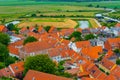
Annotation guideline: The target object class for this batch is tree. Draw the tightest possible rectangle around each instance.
[5,56,18,66]
[44,26,51,32]
[87,4,93,7]
[0,43,9,62]
[31,14,37,17]
[84,33,96,40]
[69,31,83,42]
[0,77,12,80]
[24,54,56,74]
[116,59,120,65]
[96,5,100,8]
[7,23,15,31]
[114,48,120,57]
[57,61,65,72]
[114,48,120,54]
[0,62,5,69]
[23,36,38,45]
[0,33,10,46]
[0,19,5,24]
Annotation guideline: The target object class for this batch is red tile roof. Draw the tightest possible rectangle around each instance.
[105,74,117,80]
[105,38,120,50]
[8,45,19,56]
[111,66,120,79]
[29,26,35,32]
[0,68,13,77]
[87,65,107,80]
[24,70,72,80]
[9,61,24,75]
[38,26,46,34]
[105,50,114,58]
[65,68,79,75]
[81,77,98,80]
[76,41,91,48]
[101,58,115,70]
[19,27,28,33]
[27,32,41,40]
[48,26,57,33]
[0,25,5,32]
[81,46,102,59]
[115,23,120,27]
[24,40,57,53]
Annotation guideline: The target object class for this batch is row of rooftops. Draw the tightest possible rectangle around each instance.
[0,23,120,80]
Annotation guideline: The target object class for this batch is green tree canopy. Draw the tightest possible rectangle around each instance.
[0,32,10,46]
[116,59,120,65]
[0,43,9,62]
[23,36,38,45]
[44,26,51,32]
[7,23,15,31]
[84,33,96,40]
[5,56,18,66]
[69,31,82,42]
[24,54,56,74]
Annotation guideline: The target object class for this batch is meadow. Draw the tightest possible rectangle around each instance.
[0,1,119,28]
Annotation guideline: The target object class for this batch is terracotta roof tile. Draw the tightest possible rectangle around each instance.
[0,25,6,32]
[24,70,72,80]
[9,61,24,74]
[65,68,79,75]
[81,77,98,80]
[101,58,115,70]
[0,68,13,77]
[115,23,120,27]
[24,40,57,53]
[105,74,117,80]
[8,45,19,56]
[81,46,102,59]
[76,41,91,48]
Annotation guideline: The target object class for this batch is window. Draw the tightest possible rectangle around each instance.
[15,66,18,70]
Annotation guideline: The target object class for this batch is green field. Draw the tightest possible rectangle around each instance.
[0,1,119,20]
[0,1,119,26]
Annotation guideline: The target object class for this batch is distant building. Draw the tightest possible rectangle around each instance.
[95,14,103,19]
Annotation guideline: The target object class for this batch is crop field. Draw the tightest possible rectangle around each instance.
[0,1,108,19]
[89,19,100,28]
[18,18,77,28]
[0,1,119,28]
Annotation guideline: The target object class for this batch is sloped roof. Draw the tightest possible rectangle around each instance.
[9,61,24,74]
[24,70,72,80]
[0,25,5,32]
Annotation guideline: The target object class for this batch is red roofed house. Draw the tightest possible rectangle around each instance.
[38,26,47,34]
[80,46,103,61]
[98,58,116,73]
[0,61,24,79]
[0,25,7,32]
[104,38,120,50]
[8,61,24,78]
[48,26,57,33]
[68,41,91,53]
[115,23,120,27]
[87,65,107,80]
[19,39,57,58]
[24,70,72,80]
[111,66,120,80]
[19,27,29,34]
[8,40,23,58]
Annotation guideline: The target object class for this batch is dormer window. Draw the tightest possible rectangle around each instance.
[32,77,35,80]
[91,70,95,74]
[15,66,18,70]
